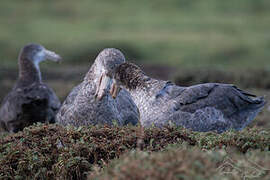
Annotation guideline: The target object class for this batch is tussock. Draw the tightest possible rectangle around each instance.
[0,123,269,179]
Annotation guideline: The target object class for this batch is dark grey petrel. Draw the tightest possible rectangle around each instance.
[0,43,62,133]
[103,62,266,133]
[56,48,139,127]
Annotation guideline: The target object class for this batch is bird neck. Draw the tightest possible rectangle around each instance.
[126,76,166,105]
[84,63,99,84]
[118,67,163,95]
[126,78,168,126]
[17,57,42,87]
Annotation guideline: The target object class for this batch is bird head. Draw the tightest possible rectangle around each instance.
[20,43,62,66]
[94,48,125,101]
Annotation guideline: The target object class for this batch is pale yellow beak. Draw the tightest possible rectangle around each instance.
[95,73,111,101]
[110,79,121,99]
[44,49,62,62]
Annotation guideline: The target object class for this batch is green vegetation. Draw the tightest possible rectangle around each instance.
[90,147,270,180]
[0,0,270,69]
[0,124,269,179]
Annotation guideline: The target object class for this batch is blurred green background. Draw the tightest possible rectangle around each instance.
[0,0,270,69]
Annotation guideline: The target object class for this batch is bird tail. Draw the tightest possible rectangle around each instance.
[232,96,266,130]
[248,96,267,109]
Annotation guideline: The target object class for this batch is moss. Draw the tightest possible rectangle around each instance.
[0,124,269,179]
[90,147,270,180]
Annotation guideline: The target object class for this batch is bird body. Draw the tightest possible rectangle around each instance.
[112,62,266,133]
[56,48,139,127]
[0,43,61,132]
[0,83,60,132]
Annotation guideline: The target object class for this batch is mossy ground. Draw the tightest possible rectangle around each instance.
[0,124,269,179]
[89,147,270,180]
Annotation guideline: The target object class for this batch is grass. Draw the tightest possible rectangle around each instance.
[0,0,270,69]
[89,147,270,180]
[0,124,269,179]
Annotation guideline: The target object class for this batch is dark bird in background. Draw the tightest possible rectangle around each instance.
[56,48,139,127]
[104,62,266,133]
[0,43,62,133]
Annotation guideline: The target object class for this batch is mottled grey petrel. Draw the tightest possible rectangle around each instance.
[0,43,62,133]
[104,62,266,133]
[56,48,139,127]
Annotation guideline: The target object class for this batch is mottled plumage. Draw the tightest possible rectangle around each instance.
[112,62,266,133]
[0,43,61,133]
[56,48,139,127]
